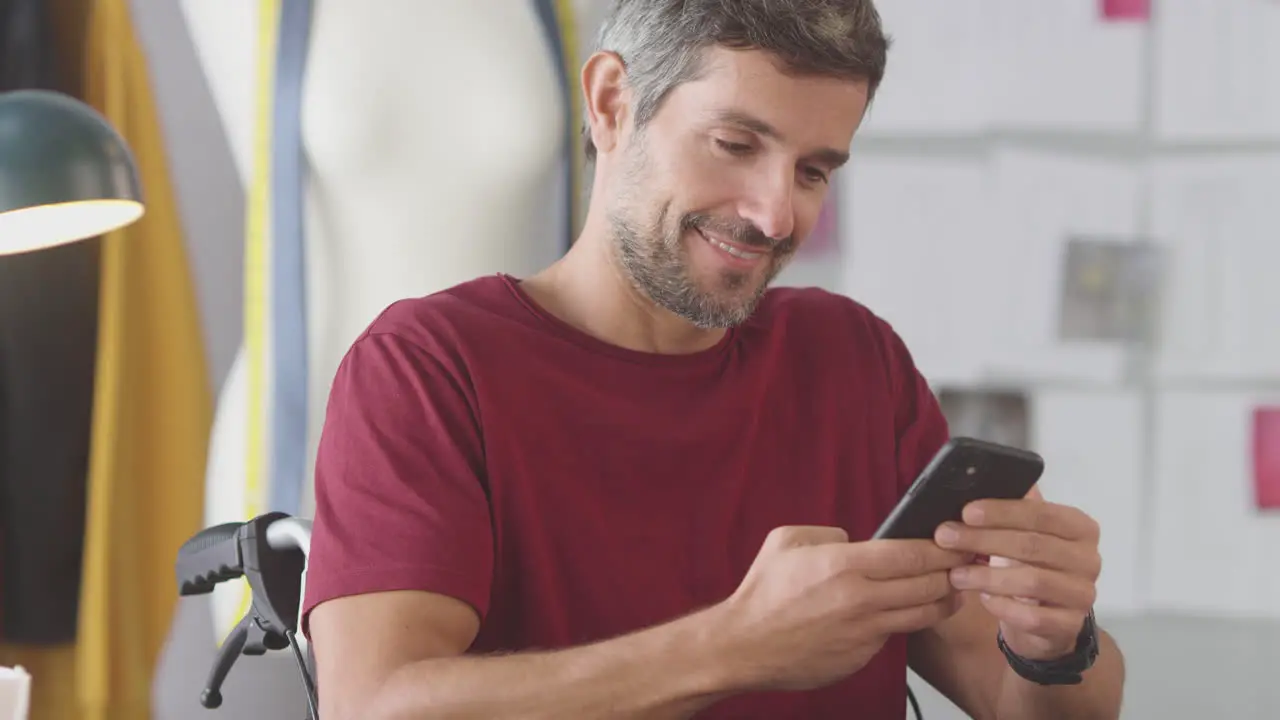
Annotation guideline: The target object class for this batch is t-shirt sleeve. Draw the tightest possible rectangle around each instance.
[881,322,951,495]
[300,330,493,639]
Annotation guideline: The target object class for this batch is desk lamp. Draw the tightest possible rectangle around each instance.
[0,89,144,255]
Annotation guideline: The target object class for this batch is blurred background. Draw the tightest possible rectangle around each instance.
[0,0,1276,718]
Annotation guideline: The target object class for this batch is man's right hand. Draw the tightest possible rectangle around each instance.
[713,525,970,693]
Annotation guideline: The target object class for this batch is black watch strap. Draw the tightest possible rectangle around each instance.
[997,608,1099,686]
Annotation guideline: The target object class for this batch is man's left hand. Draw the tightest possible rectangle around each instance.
[933,491,1102,661]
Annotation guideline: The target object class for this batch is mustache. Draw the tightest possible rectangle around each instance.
[683,214,794,254]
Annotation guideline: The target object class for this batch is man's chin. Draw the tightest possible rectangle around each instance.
[690,288,769,329]
[714,266,776,299]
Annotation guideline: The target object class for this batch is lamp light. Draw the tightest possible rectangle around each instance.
[0,89,144,255]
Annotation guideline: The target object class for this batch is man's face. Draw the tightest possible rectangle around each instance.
[607,47,869,329]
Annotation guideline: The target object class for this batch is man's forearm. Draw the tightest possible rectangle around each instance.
[365,605,741,720]
[995,630,1125,720]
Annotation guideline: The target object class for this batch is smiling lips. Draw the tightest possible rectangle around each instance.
[696,228,767,263]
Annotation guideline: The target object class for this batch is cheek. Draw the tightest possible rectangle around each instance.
[669,153,747,212]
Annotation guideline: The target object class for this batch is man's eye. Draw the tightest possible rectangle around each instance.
[803,167,829,184]
[714,139,753,155]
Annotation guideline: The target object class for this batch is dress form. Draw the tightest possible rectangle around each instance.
[180,0,566,640]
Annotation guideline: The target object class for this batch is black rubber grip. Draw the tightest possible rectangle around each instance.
[175,521,245,595]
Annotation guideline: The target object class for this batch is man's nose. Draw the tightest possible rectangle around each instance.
[739,171,796,242]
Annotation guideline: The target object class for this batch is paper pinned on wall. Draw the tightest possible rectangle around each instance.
[1032,391,1145,614]
[1254,406,1280,511]
[937,388,1031,450]
[1100,0,1150,21]
[856,0,995,136]
[1150,156,1280,381]
[986,0,1145,133]
[1148,392,1280,618]
[1058,236,1166,344]
[839,156,994,385]
[1153,0,1280,142]
[985,148,1143,385]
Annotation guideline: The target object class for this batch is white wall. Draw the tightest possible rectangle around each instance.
[783,0,1280,622]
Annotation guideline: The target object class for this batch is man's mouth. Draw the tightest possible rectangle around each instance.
[696,228,767,261]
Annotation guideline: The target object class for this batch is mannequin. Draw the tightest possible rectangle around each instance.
[180,0,568,640]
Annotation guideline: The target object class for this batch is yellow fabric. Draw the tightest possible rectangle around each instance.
[65,1,212,718]
[233,0,284,628]
[554,0,586,237]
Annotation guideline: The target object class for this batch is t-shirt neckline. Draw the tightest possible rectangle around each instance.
[497,273,739,369]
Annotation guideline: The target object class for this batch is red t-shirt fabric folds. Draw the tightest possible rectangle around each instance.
[303,273,949,718]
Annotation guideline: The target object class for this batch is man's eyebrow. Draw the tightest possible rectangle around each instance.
[711,108,850,169]
[812,148,850,170]
[713,108,782,140]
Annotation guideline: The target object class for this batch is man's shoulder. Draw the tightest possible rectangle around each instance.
[362,273,525,346]
[334,274,536,379]
[751,285,921,385]
[755,285,898,342]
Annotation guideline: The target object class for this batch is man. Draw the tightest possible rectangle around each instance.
[302,1,1127,718]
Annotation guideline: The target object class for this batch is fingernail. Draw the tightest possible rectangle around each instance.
[964,504,985,524]
[936,524,960,546]
[949,567,970,585]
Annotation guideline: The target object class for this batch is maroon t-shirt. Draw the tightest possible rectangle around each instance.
[302,274,949,718]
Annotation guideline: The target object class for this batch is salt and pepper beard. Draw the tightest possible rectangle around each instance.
[607,136,797,330]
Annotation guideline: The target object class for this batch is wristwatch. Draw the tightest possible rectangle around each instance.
[997,608,1099,686]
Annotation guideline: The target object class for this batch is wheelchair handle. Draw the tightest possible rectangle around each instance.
[265,516,312,557]
[176,513,317,716]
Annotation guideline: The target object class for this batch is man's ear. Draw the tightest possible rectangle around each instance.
[581,50,630,156]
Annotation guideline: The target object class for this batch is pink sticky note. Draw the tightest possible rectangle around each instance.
[1101,0,1150,21]
[1254,407,1280,511]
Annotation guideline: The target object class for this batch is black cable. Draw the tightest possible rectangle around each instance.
[907,684,923,720]
[286,629,320,720]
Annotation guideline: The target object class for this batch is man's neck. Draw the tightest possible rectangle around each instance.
[521,231,727,356]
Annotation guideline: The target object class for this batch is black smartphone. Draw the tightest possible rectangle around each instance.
[872,437,1045,540]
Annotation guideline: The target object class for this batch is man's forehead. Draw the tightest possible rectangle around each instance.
[679,47,869,107]
[694,46,791,85]
[668,49,867,149]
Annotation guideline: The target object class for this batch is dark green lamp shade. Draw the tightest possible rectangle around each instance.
[0,89,145,255]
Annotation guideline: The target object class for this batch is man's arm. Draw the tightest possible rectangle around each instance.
[308,589,738,720]
[302,329,747,719]
[908,589,1125,719]
[906,485,1126,719]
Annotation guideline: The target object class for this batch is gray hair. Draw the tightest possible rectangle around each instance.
[584,0,891,161]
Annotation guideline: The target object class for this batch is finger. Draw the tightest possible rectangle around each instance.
[948,565,1096,610]
[935,525,1101,578]
[849,539,972,580]
[763,525,849,552]
[962,499,1100,544]
[871,597,958,636]
[864,570,955,611]
[979,593,1087,644]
